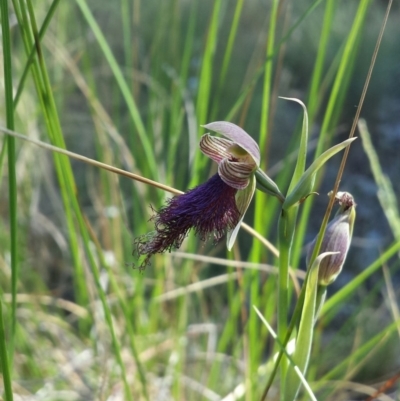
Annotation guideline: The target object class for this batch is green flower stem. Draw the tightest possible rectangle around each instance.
[1,0,17,370]
[277,206,298,392]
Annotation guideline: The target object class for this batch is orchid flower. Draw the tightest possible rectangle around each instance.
[199,122,261,250]
[134,121,280,270]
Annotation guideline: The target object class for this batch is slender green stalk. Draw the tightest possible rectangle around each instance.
[191,0,222,183]
[1,0,18,367]
[307,0,336,122]
[211,0,244,120]
[13,0,62,107]
[220,0,244,87]
[317,0,371,159]
[120,0,132,70]
[0,301,13,401]
[258,0,278,162]
[75,0,158,180]
[274,97,309,399]
[167,0,197,188]
[0,139,7,181]
[250,0,280,245]
[277,206,298,386]
[16,0,89,311]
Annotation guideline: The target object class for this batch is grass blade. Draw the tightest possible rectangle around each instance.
[191,0,222,183]
[75,0,158,180]
[0,301,13,401]
[358,118,400,239]
[1,0,18,369]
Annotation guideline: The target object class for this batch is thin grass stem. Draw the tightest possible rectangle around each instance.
[1,0,18,368]
[0,301,13,401]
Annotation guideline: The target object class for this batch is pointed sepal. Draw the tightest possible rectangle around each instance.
[226,175,256,250]
[283,138,357,209]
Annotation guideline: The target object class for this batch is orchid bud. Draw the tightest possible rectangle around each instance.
[306,192,356,286]
[254,168,285,201]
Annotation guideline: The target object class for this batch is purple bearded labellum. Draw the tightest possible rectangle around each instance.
[135,174,240,269]
[134,121,262,270]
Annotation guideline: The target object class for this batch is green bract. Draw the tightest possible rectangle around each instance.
[284,251,338,401]
[255,168,285,201]
[283,138,357,209]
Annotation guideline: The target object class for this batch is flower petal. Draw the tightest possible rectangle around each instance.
[199,134,233,163]
[134,174,240,269]
[218,158,254,189]
[226,175,256,250]
[202,121,260,166]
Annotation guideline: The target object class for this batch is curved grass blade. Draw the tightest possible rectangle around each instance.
[280,97,309,193]
[283,138,356,210]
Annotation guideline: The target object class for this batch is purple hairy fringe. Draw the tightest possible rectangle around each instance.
[134,174,240,270]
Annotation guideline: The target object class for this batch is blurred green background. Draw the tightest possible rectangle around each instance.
[1,0,400,399]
